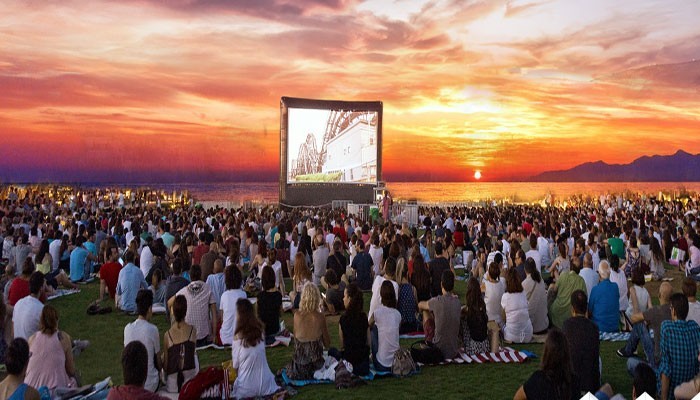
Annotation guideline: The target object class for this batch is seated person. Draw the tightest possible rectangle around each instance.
[323,269,346,315]
[98,245,122,304]
[595,362,657,400]
[13,272,47,340]
[231,299,280,399]
[460,277,490,355]
[514,328,581,400]
[219,265,247,346]
[170,264,218,347]
[589,260,620,333]
[285,284,330,379]
[123,290,161,392]
[257,266,283,345]
[8,259,35,306]
[330,283,370,376]
[25,305,77,395]
[350,240,373,291]
[396,259,420,334]
[0,338,41,400]
[501,267,533,344]
[419,270,462,360]
[116,250,148,313]
[562,290,600,394]
[107,341,170,400]
[658,294,700,400]
[548,257,587,329]
[370,280,401,371]
[150,269,166,308]
[163,295,198,393]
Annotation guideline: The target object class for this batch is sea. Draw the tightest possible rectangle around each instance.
[67,181,700,204]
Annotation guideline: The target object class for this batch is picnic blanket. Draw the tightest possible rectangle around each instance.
[399,331,426,340]
[196,331,293,351]
[47,288,81,301]
[438,347,533,365]
[280,368,376,387]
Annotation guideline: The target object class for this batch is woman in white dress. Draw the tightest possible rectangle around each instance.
[231,298,280,399]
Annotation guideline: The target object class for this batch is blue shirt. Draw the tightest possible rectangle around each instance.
[84,241,97,257]
[69,246,90,282]
[588,279,620,333]
[420,244,431,263]
[116,263,148,312]
[658,319,700,399]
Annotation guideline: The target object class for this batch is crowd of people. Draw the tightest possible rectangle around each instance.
[0,184,699,399]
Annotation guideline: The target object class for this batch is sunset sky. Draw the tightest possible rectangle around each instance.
[2,0,700,182]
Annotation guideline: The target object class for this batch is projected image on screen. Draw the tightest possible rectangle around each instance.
[287,108,378,184]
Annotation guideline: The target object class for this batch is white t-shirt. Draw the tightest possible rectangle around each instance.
[367,276,399,321]
[484,279,505,325]
[13,296,43,340]
[124,319,160,392]
[687,300,700,326]
[537,237,551,267]
[373,305,401,368]
[525,249,542,273]
[220,289,248,345]
[49,239,62,272]
[140,246,154,278]
[259,261,282,291]
[231,338,279,399]
[500,292,533,343]
[368,245,383,276]
[609,269,629,311]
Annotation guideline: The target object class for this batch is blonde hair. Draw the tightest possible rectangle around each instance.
[293,253,311,288]
[299,283,321,313]
[396,257,408,281]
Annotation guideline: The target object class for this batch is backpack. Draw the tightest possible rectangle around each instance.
[392,347,417,376]
[410,340,444,365]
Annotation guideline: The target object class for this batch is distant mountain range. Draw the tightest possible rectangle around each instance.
[530,150,700,182]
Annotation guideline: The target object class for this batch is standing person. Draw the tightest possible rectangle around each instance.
[170,265,218,347]
[659,294,700,400]
[123,290,161,393]
[562,290,600,395]
[162,295,198,393]
[285,284,330,380]
[370,281,401,371]
[418,270,462,360]
[25,305,78,395]
[500,268,533,344]
[514,328,581,400]
[219,265,247,346]
[13,272,46,340]
[231,299,280,399]
[107,341,170,400]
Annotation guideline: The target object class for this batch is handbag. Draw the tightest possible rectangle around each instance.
[410,340,444,365]
[391,347,416,376]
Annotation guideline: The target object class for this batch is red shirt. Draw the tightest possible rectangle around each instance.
[453,231,465,248]
[8,277,30,306]
[523,222,533,236]
[193,244,209,266]
[333,226,347,245]
[100,262,123,299]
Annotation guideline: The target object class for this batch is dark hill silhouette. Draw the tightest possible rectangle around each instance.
[530,150,700,181]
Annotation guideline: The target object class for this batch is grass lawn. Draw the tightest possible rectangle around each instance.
[51,265,691,399]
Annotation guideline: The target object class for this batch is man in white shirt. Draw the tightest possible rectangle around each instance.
[579,253,599,297]
[443,215,455,233]
[139,237,155,278]
[49,231,63,271]
[124,289,161,392]
[13,272,46,340]
[368,235,384,277]
[525,235,542,273]
[367,257,399,321]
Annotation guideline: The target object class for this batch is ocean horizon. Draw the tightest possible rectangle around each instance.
[6,181,700,205]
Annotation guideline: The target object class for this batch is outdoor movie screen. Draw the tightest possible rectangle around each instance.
[286,107,379,184]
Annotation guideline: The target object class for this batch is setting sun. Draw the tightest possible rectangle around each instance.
[474,170,482,180]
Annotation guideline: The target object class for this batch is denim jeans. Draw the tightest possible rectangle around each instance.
[623,322,655,369]
[627,357,654,377]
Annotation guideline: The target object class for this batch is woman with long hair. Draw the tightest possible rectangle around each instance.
[500,268,533,344]
[460,277,490,355]
[649,238,665,280]
[369,280,401,372]
[285,284,329,380]
[331,283,370,375]
[231,299,280,399]
[410,254,431,302]
[621,232,640,278]
[514,328,580,400]
[522,258,548,334]
[396,258,419,334]
[163,295,198,393]
[291,253,310,309]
